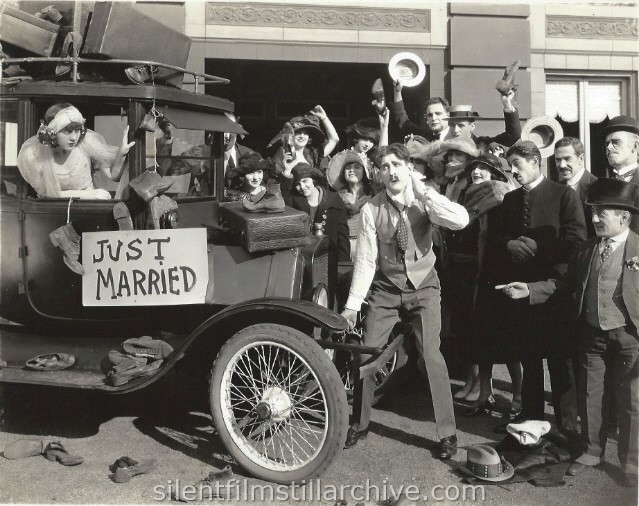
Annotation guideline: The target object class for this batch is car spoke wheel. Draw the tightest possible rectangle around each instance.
[210,324,348,483]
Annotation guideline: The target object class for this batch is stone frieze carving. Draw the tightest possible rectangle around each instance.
[547,15,637,39]
[206,2,430,32]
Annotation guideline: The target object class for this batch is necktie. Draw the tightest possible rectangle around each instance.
[600,238,614,262]
[613,170,636,181]
[226,155,235,171]
[388,197,409,253]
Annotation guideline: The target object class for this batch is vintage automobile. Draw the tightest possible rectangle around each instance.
[0,56,371,483]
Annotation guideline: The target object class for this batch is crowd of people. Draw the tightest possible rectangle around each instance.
[16,77,639,488]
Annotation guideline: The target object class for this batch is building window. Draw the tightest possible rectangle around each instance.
[545,74,631,176]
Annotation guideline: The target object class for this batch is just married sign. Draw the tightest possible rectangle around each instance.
[81,229,208,306]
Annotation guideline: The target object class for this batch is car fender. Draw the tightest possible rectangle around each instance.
[109,298,347,394]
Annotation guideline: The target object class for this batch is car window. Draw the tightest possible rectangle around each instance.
[30,102,130,199]
[0,99,19,196]
[154,128,216,198]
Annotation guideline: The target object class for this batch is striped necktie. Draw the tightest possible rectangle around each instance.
[600,238,614,262]
[388,197,409,253]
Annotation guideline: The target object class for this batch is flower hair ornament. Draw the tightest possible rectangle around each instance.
[37,106,87,146]
[626,256,639,272]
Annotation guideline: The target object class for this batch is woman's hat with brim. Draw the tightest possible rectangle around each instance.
[439,137,479,159]
[405,136,432,162]
[443,105,481,122]
[457,445,515,482]
[345,118,380,144]
[327,150,370,191]
[237,152,273,176]
[267,114,325,148]
[598,115,639,138]
[292,163,325,186]
[465,153,509,183]
[585,179,639,214]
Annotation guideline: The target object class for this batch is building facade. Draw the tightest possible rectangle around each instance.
[139,1,638,175]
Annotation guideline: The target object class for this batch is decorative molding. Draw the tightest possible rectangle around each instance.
[206,2,430,32]
[547,15,638,40]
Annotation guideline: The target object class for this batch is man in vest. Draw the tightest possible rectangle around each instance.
[341,144,469,459]
[501,179,639,487]
[601,115,639,233]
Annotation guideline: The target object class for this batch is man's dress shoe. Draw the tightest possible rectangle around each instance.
[344,428,368,449]
[436,435,457,460]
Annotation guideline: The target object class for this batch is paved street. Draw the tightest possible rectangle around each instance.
[0,365,635,505]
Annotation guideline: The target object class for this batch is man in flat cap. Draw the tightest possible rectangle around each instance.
[502,179,639,488]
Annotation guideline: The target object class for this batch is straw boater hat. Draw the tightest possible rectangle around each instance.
[444,105,481,122]
[598,115,639,138]
[327,150,370,191]
[585,179,639,214]
[520,116,564,158]
[345,118,380,144]
[457,445,514,482]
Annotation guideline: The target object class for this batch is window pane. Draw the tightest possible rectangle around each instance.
[586,82,621,124]
[546,81,579,122]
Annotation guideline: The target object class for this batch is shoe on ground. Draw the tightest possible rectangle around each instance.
[3,439,44,459]
[25,353,75,371]
[344,427,368,449]
[567,462,591,476]
[43,442,84,466]
[173,465,237,501]
[110,458,158,483]
[435,435,457,460]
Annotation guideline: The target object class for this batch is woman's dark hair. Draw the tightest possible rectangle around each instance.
[38,102,87,147]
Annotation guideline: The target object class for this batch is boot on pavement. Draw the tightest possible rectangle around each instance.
[49,223,84,275]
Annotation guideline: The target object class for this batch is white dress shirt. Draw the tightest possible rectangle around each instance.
[524,174,544,191]
[345,184,469,311]
[611,162,638,181]
[598,228,630,255]
[566,168,586,191]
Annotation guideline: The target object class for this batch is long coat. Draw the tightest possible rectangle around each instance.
[560,170,598,238]
[475,178,587,360]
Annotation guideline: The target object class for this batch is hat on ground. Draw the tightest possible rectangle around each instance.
[327,150,370,191]
[444,105,480,122]
[598,115,639,138]
[585,179,639,214]
[457,444,515,482]
[267,114,325,148]
[292,163,325,187]
[465,153,509,183]
[506,420,551,445]
[345,118,380,143]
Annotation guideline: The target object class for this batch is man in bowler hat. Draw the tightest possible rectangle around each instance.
[340,144,469,459]
[502,179,639,487]
[600,115,639,233]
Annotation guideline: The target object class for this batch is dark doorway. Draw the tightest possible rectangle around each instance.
[205,59,431,155]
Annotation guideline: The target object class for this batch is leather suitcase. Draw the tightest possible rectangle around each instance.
[219,202,310,253]
[0,4,59,56]
[82,2,191,88]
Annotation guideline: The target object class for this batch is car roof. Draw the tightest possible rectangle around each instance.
[0,79,234,114]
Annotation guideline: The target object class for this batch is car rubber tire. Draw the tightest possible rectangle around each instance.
[210,323,348,484]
